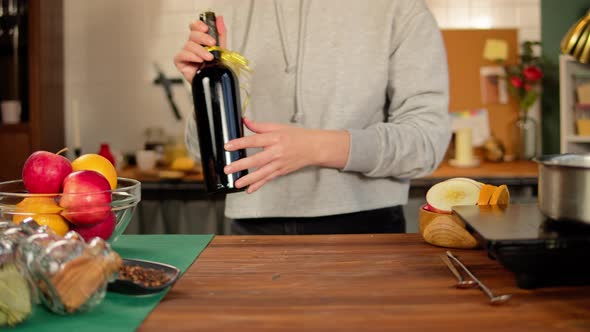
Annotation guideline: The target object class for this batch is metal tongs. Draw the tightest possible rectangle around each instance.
[441,251,512,305]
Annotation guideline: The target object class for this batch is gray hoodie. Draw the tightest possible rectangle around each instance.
[186,0,451,218]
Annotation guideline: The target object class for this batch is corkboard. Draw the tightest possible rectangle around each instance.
[441,29,519,154]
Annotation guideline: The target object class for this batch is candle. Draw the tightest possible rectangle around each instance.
[454,128,474,165]
[72,99,81,149]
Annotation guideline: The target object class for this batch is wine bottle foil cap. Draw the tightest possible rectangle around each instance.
[199,11,218,46]
[200,11,216,22]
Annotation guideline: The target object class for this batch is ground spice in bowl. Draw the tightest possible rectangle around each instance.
[118,265,172,288]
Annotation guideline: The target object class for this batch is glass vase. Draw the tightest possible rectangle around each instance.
[512,112,538,160]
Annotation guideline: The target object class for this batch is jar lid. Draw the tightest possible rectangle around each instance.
[0,240,14,266]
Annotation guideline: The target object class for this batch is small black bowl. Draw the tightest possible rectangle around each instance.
[108,258,181,295]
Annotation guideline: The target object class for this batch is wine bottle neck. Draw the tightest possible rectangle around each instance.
[211,50,221,60]
[200,12,221,61]
[200,11,219,46]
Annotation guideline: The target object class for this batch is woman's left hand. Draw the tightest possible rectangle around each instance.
[224,117,350,193]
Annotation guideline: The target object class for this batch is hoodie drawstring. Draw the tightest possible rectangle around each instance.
[274,1,296,74]
[244,0,310,124]
[291,0,310,123]
[237,0,255,55]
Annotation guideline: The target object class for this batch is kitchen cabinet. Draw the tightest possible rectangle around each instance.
[0,0,64,181]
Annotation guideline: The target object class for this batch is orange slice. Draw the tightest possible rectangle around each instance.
[489,184,510,206]
[477,184,497,205]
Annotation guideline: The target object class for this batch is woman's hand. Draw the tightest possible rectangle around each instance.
[174,16,227,82]
[224,118,350,193]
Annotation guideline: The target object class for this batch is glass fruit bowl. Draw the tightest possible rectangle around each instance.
[0,178,140,243]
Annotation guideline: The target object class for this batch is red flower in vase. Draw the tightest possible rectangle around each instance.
[523,66,543,82]
[510,76,523,88]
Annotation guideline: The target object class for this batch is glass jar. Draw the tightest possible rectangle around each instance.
[144,127,167,162]
[0,240,34,327]
[164,136,188,166]
[1,219,122,315]
[26,236,122,315]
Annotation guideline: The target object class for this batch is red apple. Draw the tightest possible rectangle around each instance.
[22,151,72,193]
[422,203,435,212]
[71,212,116,241]
[422,203,452,215]
[60,170,112,225]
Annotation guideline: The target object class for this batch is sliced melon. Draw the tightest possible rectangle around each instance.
[426,179,480,213]
[477,184,498,205]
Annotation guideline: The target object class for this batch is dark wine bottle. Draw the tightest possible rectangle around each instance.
[192,11,248,194]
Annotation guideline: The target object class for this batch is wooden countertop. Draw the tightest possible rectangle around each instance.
[118,167,203,183]
[412,160,538,188]
[120,161,537,185]
[140,234,590,332]
[425,160,538,179]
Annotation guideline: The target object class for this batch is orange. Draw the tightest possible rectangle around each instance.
[15,197,63,213]
[71,154,118,189]
[13,198,69,236]
[489,184,510,206]
[477,184,497,205]
[13,214,70,236]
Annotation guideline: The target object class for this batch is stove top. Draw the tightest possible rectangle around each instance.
[453,203,590,289]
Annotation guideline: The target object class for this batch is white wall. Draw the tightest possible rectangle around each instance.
[64,0,208,157]
[63,0,541,156]
[425,0,541,43]
[425,0,542,137]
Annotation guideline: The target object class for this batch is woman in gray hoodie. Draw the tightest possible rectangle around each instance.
[175,0,451,235]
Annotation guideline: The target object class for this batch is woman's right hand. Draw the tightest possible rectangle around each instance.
[174,16,227,82]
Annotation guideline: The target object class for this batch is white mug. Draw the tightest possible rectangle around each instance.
[1,100,21,124]
[136,150,158,171]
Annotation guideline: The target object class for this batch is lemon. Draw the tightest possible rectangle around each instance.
[13,214,70,236]
[15,197,62,214]
[12,197,69,235]
[170,157,195,171]
[71,154,118,189]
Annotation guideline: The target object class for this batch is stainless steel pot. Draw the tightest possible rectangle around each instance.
[535,154,590,224]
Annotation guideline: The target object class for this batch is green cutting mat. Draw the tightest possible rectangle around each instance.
[11,234,214,332]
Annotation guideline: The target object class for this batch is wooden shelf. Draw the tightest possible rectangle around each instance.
[0,123,29,133]
[572,71,590,79]
[560,55,590,153]
[423,160,538,180]
[1,0,64,180]
[566,135,590,143]
[118,166,203,183]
